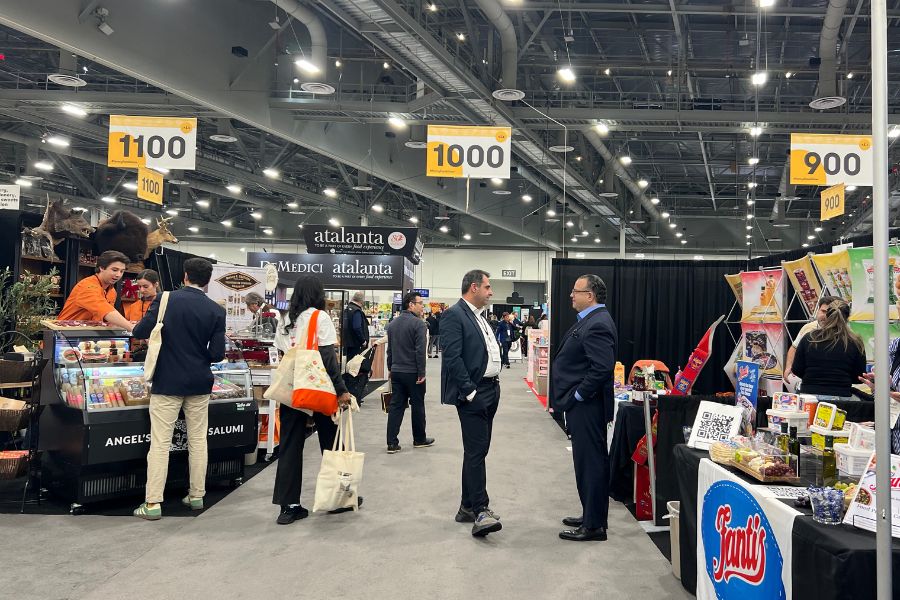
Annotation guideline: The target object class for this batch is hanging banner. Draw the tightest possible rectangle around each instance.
[736,361,761,432]
[0,184,20,210]
[247,252,415,292]
[426,124,511,179]
[789,133,873,186]
[847,246,900,321]
[724,273,743,307]
[848,321,900,362]
[740,270,784,323]
[137,166,164,205]
[697,460,799,600]
[107,115,197,170]
[811,249,852,303]
[843,452,900,538]
[208,265,267,334]
[302,225,422,263]
[820,183,845,221]
[782,255,823,318]
[741,322,786,378]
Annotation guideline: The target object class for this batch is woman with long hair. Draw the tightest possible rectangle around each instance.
[271,275,352,525]
[124,269,161,322]
[792,299,867,401]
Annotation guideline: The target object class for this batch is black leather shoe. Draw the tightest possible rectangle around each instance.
[559,526,607,542]
[413,437,435,448]
[277,504,309,525]
[562,516,583,527]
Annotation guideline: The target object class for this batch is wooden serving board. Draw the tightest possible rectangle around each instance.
[41,320,127,332]
[729,459,802,484]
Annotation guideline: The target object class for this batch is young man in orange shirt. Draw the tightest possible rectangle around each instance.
[58,250,134,332]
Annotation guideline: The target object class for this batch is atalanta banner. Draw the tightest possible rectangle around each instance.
[303,225,423,264]
[697,459,798,600]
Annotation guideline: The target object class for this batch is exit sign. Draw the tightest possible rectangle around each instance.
[501,269,516,278]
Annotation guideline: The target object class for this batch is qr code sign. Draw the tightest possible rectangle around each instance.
[696,411,735,442]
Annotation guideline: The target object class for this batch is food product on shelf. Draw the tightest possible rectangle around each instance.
[810,424,850,450]
[709,439,743,464]
[814,402,847,430]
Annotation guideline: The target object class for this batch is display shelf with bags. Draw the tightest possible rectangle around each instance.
[37,325,258,511]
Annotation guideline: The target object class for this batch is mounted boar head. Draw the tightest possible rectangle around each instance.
[43,200,94,240]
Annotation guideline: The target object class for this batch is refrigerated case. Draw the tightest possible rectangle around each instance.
[38,324,258,512]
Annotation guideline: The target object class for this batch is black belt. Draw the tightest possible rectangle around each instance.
[480,376,500,384]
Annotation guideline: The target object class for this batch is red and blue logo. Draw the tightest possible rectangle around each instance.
[701,480,785,599]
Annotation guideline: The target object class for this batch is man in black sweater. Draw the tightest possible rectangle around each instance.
[386,292,434,453]
[426,309,441,358]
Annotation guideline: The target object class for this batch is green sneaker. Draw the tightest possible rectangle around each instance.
[133,503,161,520]
[182,495,204,511]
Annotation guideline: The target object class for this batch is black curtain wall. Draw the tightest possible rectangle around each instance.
[551,259,744,394]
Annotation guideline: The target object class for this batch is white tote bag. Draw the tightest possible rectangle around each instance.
[313,408,365,513]
[142,292,170,382]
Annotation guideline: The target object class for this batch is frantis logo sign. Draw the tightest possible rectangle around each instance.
[701,480,785,599]
[712,505,767,584]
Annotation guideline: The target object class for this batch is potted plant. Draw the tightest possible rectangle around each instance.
[0,267,59,365]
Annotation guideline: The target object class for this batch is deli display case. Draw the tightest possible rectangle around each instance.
[38,323,258,513]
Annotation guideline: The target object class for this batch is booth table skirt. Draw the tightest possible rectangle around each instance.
[608,403,650,502]
[674,444,704,595]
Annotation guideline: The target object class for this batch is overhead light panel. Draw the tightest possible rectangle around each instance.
[748,157,760,165]
[746,225,753,230]
[221,219,232,227]
[428,3,438,11]
[619,156,632,166]
[814,226,823,232]
[846,185,857,192]
[890,126,900,139]
[557,67,576,82]
[250,211,263,220]
[749,126,763,137]
[682,239,688,245]
[61,103,87,117]
[456,33,466,41]
[747,182,758,189]
[328,217,340,227]
[335,60,342,68]
[594,237,601,243]
[604,68,611,76]
[101,196,116,203]
[802,243,809,248]
[846,72,854,79]
[383,61,390,69]
[650,197,660,205]
[637,179,649,189]
[594,122,609,135]
[546,208,557,217]
[371,203,384,213]
[165,209,178,216]
[751,71,768,86]
[439,225,449,233]
[45,135,70,147]
[521,194,532,203]
[123,181,138,191]
[263,228,274,235]
[566,220,575,228]
[571,237,578,243]
[294,59,320,74]
[661,211,670,219]
[188,226,199,233]
[759,0,776,7]
[323,187,338,198]
[196,199,210,208]
[807,234,815,240]
[262,167,280,179]
[675,232,683,238]
[287,201,299,209]
[388,116,406,128]
[33,161,53,172]
[785,71,793,78]
[409,216,419,224]
[226,184,242,194]
[490,177,503,185]
[463,233,472,240]
[13,178,32,187]
[669,222,677,228]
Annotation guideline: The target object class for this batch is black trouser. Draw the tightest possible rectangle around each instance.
[386,372,427,446]
[456,377,500,514]
[500,341,511,365]
[272,406,337,507]
[428,334,440,357]
[565,399,610,529]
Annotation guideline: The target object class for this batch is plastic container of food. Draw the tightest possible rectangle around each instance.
[814,402,847,430]
[835,442,872,476]
[773,392,801,411]
[810,424,851,450]
[766,408,810,434]
[848,422,875,451]
[800,396,818,427]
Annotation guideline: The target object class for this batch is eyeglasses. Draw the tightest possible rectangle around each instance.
[570,289,592,294]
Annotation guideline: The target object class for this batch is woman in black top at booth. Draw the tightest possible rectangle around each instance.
[792,300,867,401]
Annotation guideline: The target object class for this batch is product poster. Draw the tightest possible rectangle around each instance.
[843,452,900,538]
[740,270,784,323]
[782,255,823,318]
[741,322,786,377]
[736,361,761,432]
[208,265,267,333]
[724,273,743,307]
[847,246,900,321]
[847,321,900,363]
[811,249,852,303]
[697,459,799,600]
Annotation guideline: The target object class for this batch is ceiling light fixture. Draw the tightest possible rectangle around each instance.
[594,237,601,243]
[221,219,232,227]
[815,226,823,232]
[383,61,390,69]
[439,225,449,233]
[409,216,419,224]
[371,203,384,213]
[293,78,299,84]
[746,225,753,230]
[748,157,760,165]
[226,184,242,194]
[661,211,670,219]
[594,122,610,135]
[335,60,342,68]
[747,182,758,189]
[751,71,768,86]
[802,243,809,248]
[681,240,688,245]
[667,69,673,76]
[759,0,776,7]
[463,233,472,240]
[323,188,338,198]
[328,217,340,227]
[749,126,763,137]
[196,199,210,208]
[747,199,755,206]
[637,179,649,188]
[676,232,683,238]
[13,178,32,187]
[428,3,438,11]
[650,197,660,205]
[521,194,532,202]
[669,222,677,228]
[123,181,138,191]
[890,126,900,139]
[490,177,503,185]
[139,217,150,224]
[604,68,611,76]
[294,58,320,74]
[388,116,406,128]
[619,155,632,166]
[165,209,178,216]
[45,135,70,147]
[566,220,575,228]
[262,167,280,178]
[101,196,116,203]
[263,228,274,235]
[747,213,754,219]
[547,209,557,217]
[847,72,854,79]
[250,211,263,220]
[571,237,578,243]
[61,103,87,117]
[456,33,466,41]
[807,234,816,240]
[188,226,199,233]
[557,67,576,82]
[785,71,793,78]
[287,202,299,209]
[33,161,53,172]
[746,234,752,239]
[846,185,857,192]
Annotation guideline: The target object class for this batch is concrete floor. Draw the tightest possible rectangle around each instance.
[0,359,691,600]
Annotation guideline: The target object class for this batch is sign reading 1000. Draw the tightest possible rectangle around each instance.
[426,125,511,179]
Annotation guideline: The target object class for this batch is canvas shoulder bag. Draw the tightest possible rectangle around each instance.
[290,309,339,415]
[313,408,365,512]
[143,292,170,382]
[263,345,298,406]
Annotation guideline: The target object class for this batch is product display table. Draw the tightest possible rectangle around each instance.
[673,443,900,600]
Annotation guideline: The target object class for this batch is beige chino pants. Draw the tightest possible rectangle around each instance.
[145,393,210,503]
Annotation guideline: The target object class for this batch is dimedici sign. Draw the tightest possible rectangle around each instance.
[303,225,423,264]
[247,252,415,291]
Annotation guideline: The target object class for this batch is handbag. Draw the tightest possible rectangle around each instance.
[289,310,338,415]
[142,292,170,382]
[263,346,297,405]
[313,408,365,513]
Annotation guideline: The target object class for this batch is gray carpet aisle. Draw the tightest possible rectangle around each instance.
[0,360,690,600]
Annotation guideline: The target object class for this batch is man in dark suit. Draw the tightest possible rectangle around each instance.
[551,274,617,541]
[132,258,227,520]
[441,269,504,537]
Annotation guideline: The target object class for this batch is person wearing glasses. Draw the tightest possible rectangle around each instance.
[385,292,434,454]
[551,275,618,542]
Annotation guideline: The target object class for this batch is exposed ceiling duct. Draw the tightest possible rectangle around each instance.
[772,157,797,223]
[583,128,661,223]
[811,0,849,110]
[271,0,329,86]
[472,0,522,100]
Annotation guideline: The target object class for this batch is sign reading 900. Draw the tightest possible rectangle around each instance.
[426,125,511,179]
[789,133,873,187]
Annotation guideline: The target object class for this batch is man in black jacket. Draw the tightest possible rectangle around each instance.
[343,291,370,361]
[386,292,434,453]
[441,269,503,537]
[551,274,617,541]
[132,258,226,520]
[426,309,441,358]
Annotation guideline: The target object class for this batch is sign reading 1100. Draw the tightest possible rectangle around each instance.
[426,125,511,179]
